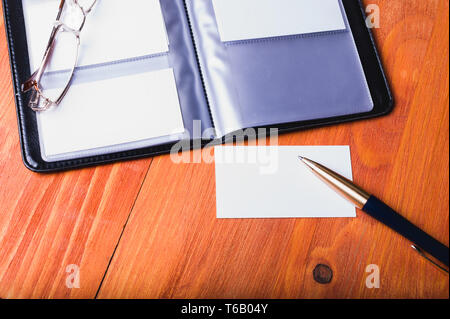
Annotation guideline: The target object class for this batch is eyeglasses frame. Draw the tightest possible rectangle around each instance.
[22,0,97,112]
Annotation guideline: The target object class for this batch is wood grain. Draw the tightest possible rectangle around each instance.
[0,0,448,299]
[0,4,153,298]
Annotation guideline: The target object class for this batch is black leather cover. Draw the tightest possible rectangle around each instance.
[2,0,393,172]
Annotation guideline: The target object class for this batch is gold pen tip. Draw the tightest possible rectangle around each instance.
[298,156,305,161]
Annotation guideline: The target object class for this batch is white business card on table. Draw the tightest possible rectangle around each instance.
[212,0,346,42]
[22,0,169,72]
[215,146,356,218]
[37,69,184,158]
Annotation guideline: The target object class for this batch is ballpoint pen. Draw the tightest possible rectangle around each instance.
[298,156,449,273]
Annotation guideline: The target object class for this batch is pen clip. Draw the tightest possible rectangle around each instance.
[411,245,449,274]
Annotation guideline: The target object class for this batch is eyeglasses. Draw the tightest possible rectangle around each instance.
[22,0,98,112]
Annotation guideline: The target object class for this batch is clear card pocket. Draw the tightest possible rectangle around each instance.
[212,0,347,43]
[37,68,185,160]
[22,0,170,71]
[187,0,374,133]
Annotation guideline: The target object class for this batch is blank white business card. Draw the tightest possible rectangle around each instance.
[212,0,346,42]
[215,146,356,218]
[22,0,169,72]
[37,69,185,157]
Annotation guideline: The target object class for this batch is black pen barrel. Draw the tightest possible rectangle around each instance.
[363,196,449,267]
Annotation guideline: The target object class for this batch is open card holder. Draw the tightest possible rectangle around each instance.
[2,0,393,172]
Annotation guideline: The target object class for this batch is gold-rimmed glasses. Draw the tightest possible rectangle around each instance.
[22,0,98,112]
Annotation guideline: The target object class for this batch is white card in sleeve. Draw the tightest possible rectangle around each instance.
[22,0,169,72]
[215,146,356,218]
[37,69,185,157]
[212,0,346,42]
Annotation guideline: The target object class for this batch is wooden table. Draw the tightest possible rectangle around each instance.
[0,0,448,299]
